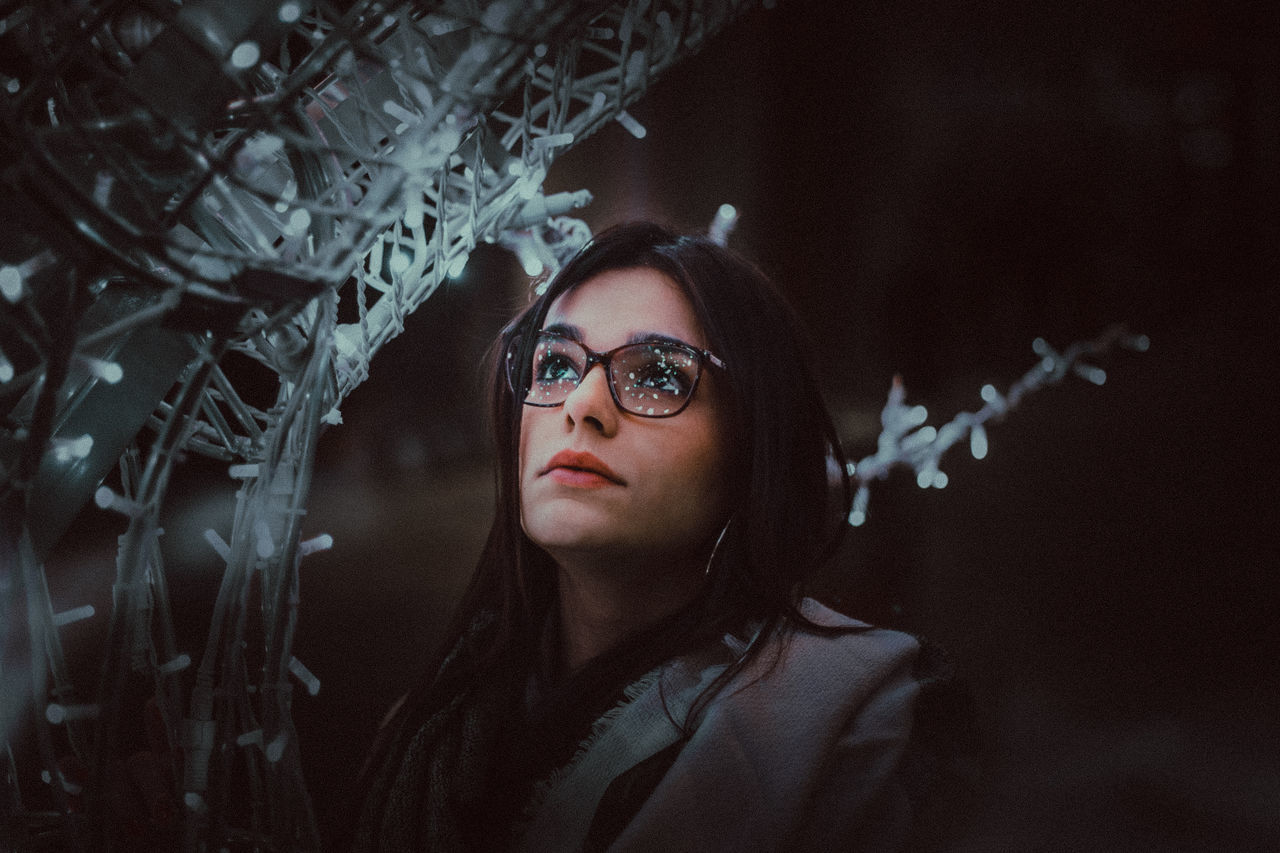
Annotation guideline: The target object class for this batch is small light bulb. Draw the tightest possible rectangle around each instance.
[0,266,23,302]
[230,41,261,69]
[970,424,989,460]
[284,208,311,236]
[447,253,468,278]
[615,110,647,139]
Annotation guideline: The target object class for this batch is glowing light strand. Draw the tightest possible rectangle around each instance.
[847,325,1150,526]
[0,3,762,848]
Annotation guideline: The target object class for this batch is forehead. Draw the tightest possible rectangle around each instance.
[542,267,706,349]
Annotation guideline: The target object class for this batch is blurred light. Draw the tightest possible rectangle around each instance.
[517,166,547,199]
[383,100,417,127]
[447,252,468,278]
[278,2,302,23]
[254,520,274,558]
[981,383,998,403]
[333,325,359,357]
[289,657,321,696]
[284,208,311,236]
[51,604,94,626]
[203,529,231,561]
[266,734,287,763]
[52,434,94,462]
[590,91,607,118]
[158,654,191,674]
[521,255,544,277]
[708,203,739,246]
[932,470,948,488]
[93,171,114,207]
[0,266,23,302]
[532,131,574,152]
[615,110,646,139]
[970,424,989,460]
[388,251,411,274]
[82,357,123,383]
[403,191,424,228]
[1074,364,1107,385]
[299,533,333,556]
[230,41,261,69]
[45,703,98,724]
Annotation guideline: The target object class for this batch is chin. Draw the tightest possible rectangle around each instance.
[523,504,623,553]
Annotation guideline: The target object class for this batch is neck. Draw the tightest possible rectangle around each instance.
[553,551,705,675]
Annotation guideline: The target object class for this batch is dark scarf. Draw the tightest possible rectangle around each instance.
[347,609,704,852]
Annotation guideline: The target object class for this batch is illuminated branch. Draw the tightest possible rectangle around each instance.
[846,325,1150,526]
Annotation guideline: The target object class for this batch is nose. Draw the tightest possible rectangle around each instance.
[561,362,619,435]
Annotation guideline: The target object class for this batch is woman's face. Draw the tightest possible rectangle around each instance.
[519,266,731,570]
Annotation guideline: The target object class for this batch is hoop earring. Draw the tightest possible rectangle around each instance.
[705,518,732,578]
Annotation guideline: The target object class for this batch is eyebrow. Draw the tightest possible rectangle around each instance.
[542,322,701,351]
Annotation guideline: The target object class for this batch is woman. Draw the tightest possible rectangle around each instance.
[346,222,923,851]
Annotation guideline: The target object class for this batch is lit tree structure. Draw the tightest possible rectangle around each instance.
[0,1,759,848]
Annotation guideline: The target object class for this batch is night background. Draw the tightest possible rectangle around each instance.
[34,0,1278,849]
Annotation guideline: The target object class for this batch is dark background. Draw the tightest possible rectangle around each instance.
[40,0,1279,849]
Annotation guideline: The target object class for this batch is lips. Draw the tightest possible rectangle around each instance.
[541,449,625,485]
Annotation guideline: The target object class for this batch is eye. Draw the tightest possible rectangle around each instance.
[622,347,696,397]
[634,363,688,395]
[533,351,580,384]
[531,336,585,386]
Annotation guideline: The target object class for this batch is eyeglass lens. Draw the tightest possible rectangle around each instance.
[525,334,701,416]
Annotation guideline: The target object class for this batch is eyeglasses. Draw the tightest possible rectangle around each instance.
[506,330,726,418]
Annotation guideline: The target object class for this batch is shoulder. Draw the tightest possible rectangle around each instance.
[607,601,922,850]
[739,598,920,703]
[689,597,921,750]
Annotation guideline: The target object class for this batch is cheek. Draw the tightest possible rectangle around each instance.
[656,417,731,526]
[517,414,538,505]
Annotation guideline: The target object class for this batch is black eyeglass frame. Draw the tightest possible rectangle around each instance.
[506,330,727,418]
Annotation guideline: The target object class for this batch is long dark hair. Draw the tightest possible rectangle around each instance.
[437,221,853,688]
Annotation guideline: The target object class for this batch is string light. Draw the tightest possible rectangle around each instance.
[708,203,738,246]
[847,325,1148,525]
